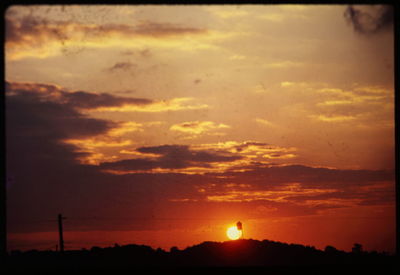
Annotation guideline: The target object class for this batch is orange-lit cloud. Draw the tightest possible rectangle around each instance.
[99,144,243,174]
[87,98,209,113]
[97,141,299,174]
[167,167,395,213]
[170,121,230,135]
[107,121,143,136]
[119,149,161,158]
[65,138,132,148]
[205,183,337,203]
[255,118,276,127]
[62,121,144,164]
[193,141,297,162]
[277,81,394,129]
[229,54,246,60]
[309,115,357,122]
[263,60,304,68]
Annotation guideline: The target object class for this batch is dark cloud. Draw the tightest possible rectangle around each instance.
[63,90,151,108]
[133,21,207,37]
[139,144,242,164]
[139,48,152,58]
[5,81,166,235]
[289,184,394,207]
[101,145,243,171]
[344,5,393,35]
[232,141,270,153]
[222,165,394,188]
[106,61,137,73]
[6,87,115,141]
[5,14,207,49]
[6,81,153,110]
[5,81,153,194]
[189,165,395,214]
[6,82,117,232]
[5,15,67,46]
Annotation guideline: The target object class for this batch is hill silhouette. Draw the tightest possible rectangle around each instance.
[6,239,397,274]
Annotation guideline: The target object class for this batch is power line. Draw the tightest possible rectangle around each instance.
[7,219,56,224]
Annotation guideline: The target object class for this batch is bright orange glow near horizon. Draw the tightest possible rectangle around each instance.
[5,5,395,254]
[227,226,243,240]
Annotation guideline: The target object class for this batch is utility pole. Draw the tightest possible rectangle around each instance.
[58,214,65,253]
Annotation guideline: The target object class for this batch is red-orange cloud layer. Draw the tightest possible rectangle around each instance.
[6,81,395,253]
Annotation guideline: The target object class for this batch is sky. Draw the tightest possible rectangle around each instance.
[5,4,395,253]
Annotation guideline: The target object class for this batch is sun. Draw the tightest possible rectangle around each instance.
[226,226,242,240]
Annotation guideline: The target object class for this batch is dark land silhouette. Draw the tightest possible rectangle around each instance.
[5,239,398,274]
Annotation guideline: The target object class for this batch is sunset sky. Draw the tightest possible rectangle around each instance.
[5,5,395,253]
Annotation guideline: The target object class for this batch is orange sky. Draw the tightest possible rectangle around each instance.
[5,5,395,253]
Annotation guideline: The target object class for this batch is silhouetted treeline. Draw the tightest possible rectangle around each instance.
[5,239,397,274]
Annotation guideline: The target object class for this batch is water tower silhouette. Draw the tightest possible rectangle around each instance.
[236,221,243,239]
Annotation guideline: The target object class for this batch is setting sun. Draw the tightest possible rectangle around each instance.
[227,226,242,240]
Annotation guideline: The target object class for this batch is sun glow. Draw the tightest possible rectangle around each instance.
[226,226,242,240]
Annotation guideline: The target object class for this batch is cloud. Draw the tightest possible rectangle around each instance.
[263,61,304,68]
[344,5,393,35]
[170,121,230,135]
[6,82,210,166]
[106,61,137,73]
[255,118,275,127]
[88,97,209,113]
[7,82,208,114]
[66,139,133,148]
[309,115,357,123]
[5,82,210,167]
[6,81,153,110]
[6,83,117,141]
[277,81,394,128]
[223,165,394,189]
[6,80,394,235]
[5,12,216,59]
[107,121,143,136]
[205,183,337,203]
[133,21,207,37]
[6,81,125,227]
[5,81,213,233]
[189,165,395,208]
[253,84,267,94]
[5,84,394,239]
[312,85,393,125]
[99,144,243,173]
[316,100,354,106]
[65,90,152,109]
[229,54,246,60]
[5,15,207,45]
[186,141,298,169]
[83,140,297,173]
[5,81,152,166]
